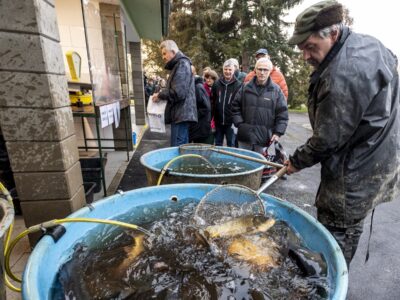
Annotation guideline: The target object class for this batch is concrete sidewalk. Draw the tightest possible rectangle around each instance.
[268,112,400,300]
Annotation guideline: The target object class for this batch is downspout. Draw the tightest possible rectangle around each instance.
[161,0,170,37]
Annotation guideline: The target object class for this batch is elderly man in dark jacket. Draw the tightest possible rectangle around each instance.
[287,0,400,266]
[153,40,197,146]
[232,57,288,153]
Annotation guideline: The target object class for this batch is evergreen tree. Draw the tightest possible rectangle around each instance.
[142,0,352,108]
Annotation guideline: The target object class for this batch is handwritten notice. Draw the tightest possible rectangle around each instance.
[100,105,109,128]
[99,102,121,128]
[107,104,114,125]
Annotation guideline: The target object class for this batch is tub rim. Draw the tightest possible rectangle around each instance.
[140,146,267,178]
[22,183,348,300]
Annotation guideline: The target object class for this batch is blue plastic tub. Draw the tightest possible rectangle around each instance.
[141,146,266,190]
[22,184,348,300]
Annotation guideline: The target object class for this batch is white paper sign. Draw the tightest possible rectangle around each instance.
[100,105,109,128]
[107,104,114,125]
[147,96,167,133]
[113,101,121,128]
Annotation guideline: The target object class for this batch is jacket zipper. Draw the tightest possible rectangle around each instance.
[222,84,228,125]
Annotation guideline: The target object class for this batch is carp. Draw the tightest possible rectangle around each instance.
[227,236,281,269]
[204,215,275,239]
[116,234,145,275]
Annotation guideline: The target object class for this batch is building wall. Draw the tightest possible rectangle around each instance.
[55,0,116,149]
[0,0,86,245]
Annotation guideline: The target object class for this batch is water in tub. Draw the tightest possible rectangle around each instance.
[51,200,329,299]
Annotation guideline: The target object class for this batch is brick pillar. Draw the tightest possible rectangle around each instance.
[130,41,146,125]
[0,0,85,245]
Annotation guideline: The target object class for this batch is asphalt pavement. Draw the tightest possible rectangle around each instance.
[270,112,400,300]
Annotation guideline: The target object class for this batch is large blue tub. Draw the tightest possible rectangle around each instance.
[140,146,266,190]
[22,184,348,300]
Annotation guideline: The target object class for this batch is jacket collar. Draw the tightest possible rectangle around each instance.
[246,76,273,93]
[310,25,351,84]
[164,51,190,70]
[194,75,203,85]
[219,76,238,86]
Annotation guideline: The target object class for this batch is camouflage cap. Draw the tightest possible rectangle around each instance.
[288,0,343,45]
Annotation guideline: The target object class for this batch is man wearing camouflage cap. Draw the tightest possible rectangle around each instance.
[286,0,400,266]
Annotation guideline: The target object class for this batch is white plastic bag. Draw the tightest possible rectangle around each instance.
[231,123,238,135]
[147,96,167,133]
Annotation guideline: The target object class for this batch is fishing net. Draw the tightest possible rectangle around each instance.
[179,143,217,159]
[194,184,265,227]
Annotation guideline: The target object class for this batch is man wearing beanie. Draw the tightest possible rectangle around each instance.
[286,0,400,266]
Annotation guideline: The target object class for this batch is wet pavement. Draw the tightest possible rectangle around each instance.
[270,112,400,300]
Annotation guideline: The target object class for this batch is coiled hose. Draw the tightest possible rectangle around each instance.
[0,181,149,293]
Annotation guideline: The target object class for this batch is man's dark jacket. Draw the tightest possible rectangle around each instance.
[211,77,242,126]
[189,76,211,140]
[158,51,197,124]
[231,77,288,146]
[290,26,400,227]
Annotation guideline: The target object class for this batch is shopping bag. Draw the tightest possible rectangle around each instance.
[147,96,167,133]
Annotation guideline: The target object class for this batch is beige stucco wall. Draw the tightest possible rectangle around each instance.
[55,0,115,148]
[55,0,106,83]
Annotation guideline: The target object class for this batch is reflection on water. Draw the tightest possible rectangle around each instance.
[51,202,329,300]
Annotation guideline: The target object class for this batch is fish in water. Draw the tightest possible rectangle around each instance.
[203,215,281,269]
[115,233,145,276]
[227,235,281,270]
[204,215,275,239]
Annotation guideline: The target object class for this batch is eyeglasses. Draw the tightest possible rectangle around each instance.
[256,68,270,73]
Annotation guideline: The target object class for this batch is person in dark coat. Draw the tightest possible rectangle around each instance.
[153,40,197,146]
[211,60,242,147]
[232,57,288,153]
[244,49,289,100]
[144,78,155,106]
[189,67,212,144]
[203,69,219,144]
[286,0,400,266]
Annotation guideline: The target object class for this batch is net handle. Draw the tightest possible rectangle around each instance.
[212,148,284,169]
[179,143,213,153]
[257,166,288,196]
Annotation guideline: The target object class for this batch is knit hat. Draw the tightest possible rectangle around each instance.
[288,0,343,45]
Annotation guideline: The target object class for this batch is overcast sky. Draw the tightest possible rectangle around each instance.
[285,0,399,59]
